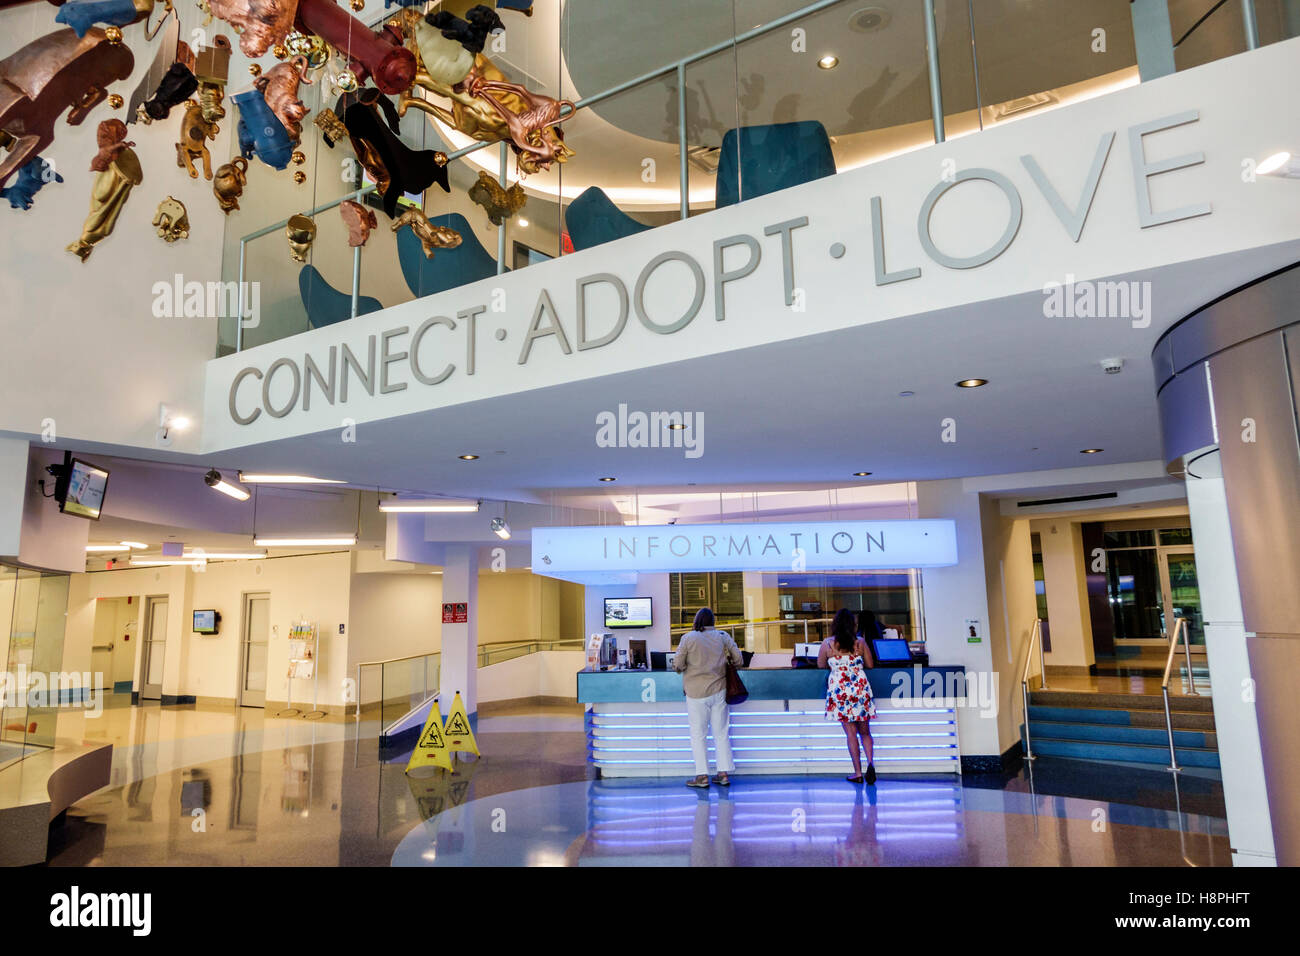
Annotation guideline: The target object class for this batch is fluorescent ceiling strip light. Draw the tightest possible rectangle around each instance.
[120,541,148,550]
[253,536,357,546]
[378,499,480,513]
[238,474,345,484]
[182,551,267,560]
[86,544,130,553]
[129,558,207,567]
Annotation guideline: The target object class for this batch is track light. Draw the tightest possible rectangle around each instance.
[1258,150,1300,178]
[204,469,250,501]
[491,517,510,540]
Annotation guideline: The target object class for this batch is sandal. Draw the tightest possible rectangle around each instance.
[685,774,710,788]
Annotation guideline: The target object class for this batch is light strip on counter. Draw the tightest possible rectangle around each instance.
[592,710,957,718]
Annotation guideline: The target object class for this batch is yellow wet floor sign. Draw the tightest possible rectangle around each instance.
[443,692,480,758]
[406,699,453,773]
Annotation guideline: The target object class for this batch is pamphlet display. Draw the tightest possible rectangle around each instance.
[285,620,322,718]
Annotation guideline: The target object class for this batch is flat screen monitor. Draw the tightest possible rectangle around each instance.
[193,609,219,634]
[604,597,652,629]
[59,456,109,520]
[872,638,913,663]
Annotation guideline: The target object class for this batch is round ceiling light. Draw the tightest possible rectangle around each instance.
[1081,448,1104,454]
[458,454,479,460]
[853,471,872,477]
[817,54,839,70]
[598,477,616,482]
[955,378,988,388]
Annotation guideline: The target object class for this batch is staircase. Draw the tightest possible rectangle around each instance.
[1023,690,1220,770]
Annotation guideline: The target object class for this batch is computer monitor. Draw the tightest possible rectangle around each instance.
[872,638,913,663]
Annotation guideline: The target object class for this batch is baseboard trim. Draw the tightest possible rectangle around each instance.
[160,694,197,706]
[961,740,1024,775]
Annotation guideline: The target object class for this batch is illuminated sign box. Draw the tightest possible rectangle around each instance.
[532,520,957,580]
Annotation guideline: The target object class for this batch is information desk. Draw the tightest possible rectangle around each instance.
[577,666,966,778]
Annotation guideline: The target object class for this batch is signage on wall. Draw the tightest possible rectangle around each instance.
[531,520,957,581]
[207,97,1232,445]
[965,619,982,643]
[442,602,468,624]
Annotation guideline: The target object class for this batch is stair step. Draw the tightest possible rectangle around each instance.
[1027,719,1215,750]
[1028,704,1215,732]
[1029,690,1214,713]
[1024,736,1220,769]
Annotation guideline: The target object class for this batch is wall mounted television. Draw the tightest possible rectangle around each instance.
[57,453,110,520]
[193,609,220,635]
[604,597,652,629]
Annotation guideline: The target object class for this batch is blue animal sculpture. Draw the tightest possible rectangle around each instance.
[1,156,63,210]
[233,89,294,170]
[56,0,148,39]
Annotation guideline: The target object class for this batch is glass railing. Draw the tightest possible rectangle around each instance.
[221,0,1280,353]
[354,651,439,736]
[478,638,585,667]
[0,566,70,760]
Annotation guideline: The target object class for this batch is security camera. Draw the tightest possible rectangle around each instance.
[1101,357,1124,375]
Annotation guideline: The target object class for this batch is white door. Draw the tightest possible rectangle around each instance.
[239,594,270,708]
[140,597,168,700]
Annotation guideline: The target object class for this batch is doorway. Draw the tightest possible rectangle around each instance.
[1160,550,1204,644]
[140,597,168,700]
[238,593,270,708]
[1100,525,1205,647]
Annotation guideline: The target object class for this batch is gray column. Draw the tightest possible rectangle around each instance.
[1130,0,1177,80]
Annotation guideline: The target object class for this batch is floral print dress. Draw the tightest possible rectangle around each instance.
[825,652,876,722]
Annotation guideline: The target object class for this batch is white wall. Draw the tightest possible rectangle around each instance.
[478,650,584,703]
[1031,519,1096,669]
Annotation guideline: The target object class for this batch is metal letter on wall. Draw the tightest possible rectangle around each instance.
[917,169,1023,269]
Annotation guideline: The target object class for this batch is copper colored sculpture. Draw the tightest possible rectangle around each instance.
[0,27,135,188]
[313,107,347,146]
[392,207,462,259]
[67,118,142,261]
[340,199,376,247]
[253,54,311,142]
[213,155,249,214]
[152,196,189,242]
[176,97,220,179]
[205,0,299,59]
[468,168,525,225]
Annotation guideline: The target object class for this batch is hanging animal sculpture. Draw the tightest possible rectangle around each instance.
[152,196,190,242]
[253,55,311,143]
[67,118,143,261]
[340,199,376,246]
[392,207,462,259]
[461,70,574,174]
[0,27,135,188]
[0,156,62,210]
[176,97,220,179]
[55,0,174,39]
[467,169,524,226]
[294,0,415,95]
[212,155,249,213]
[203,0,299,58]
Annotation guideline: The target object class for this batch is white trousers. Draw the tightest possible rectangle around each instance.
[686,690,733,776]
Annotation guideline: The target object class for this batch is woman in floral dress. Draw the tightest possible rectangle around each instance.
[820,608,877,784]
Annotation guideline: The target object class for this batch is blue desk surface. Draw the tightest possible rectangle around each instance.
[576,665,966,703]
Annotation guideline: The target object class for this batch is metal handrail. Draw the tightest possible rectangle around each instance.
[354,651,439,725]
[1021,618,1045,761]
[1161,617,1197,772]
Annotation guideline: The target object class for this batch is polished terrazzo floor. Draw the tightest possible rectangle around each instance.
[42,696,1227,867]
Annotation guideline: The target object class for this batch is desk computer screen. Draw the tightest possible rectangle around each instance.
[872,638,912,663]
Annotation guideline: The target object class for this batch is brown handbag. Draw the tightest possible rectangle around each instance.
[724,655,748,705]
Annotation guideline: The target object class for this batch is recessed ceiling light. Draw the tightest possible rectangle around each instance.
[458,454,479,461]
[517,218,529,227]
[667,422,686,430]
[599,477,616,482]
[898,390,914,397]
[817,54,839,69]
[853,472,871,477]
[955,378,988,388]
[1080,448,1104,454]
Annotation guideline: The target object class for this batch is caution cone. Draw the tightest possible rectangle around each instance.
[405,698,453,774]
[443,691,480,759]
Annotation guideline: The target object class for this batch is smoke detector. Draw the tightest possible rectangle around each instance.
[1101,357,1124,375]
[848,6,890,33]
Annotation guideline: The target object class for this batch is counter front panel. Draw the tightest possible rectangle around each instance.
[578,667,966,778]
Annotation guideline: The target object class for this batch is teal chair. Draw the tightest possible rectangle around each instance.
[715,121,837,208]
[565,186,653,252]
[298,265,384,328]
[397,211,502,298]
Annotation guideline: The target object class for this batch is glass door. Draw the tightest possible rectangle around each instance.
[239,594,269,708]
[1160,551,1205,646]
[140,597,168,700]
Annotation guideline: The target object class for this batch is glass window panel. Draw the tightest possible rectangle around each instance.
[1158,527,1194,546]
[1102,528,1155,548]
